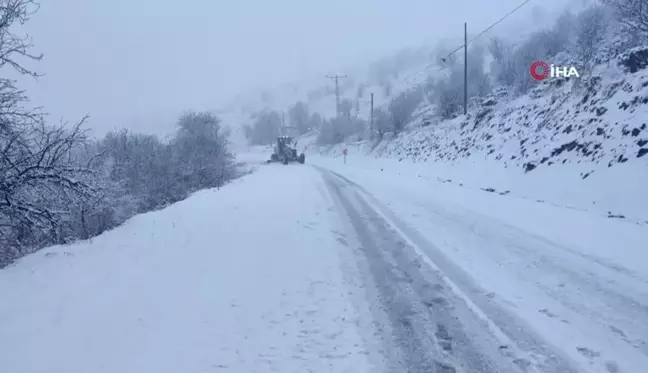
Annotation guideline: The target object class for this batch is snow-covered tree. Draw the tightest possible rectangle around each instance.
[489,37,519,87]
[576,5,610,73]
[245,109,281,145]
[432,76,463,120]
[172,111,234,191]
[467,43,491,97]
[504,31,562,93]
[339,98,353,119]
[356,84,366,99]
[0,115,98,257]
[602,0,648,40]
[0,1,239,267]
[316,118,343,145]
[554,9,577,39]
[307,112,322,131]
[489,37,508,65]
[372,108,392,138]
[388,88,423,132]
[288,101,310,134]
[0,0,43,77]
[0,1,98,264]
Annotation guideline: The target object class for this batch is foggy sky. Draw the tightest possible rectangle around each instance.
[15,0,563,138]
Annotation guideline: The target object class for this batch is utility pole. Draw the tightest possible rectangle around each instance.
[370,92,374,135]
[464,22,468,116]
[326,74,347,117]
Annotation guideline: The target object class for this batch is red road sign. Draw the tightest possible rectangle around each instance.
[343,149,348,155]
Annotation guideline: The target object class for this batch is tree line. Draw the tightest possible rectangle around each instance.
[425,1,622,120]
[244,88,424,146]
[0,1,237,267]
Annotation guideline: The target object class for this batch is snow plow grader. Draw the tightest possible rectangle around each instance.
[268,136,305,164]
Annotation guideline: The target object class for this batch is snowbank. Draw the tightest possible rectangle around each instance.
[0,166,373,373]
[311,148,648,223]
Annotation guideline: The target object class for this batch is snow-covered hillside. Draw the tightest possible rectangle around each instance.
[217,0,596,146]
[373,48,648,168]
[312,47,648,223]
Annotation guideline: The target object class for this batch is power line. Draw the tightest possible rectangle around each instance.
[442,0,535,62]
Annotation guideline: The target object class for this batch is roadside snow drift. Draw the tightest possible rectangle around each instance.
[0,165,372,373]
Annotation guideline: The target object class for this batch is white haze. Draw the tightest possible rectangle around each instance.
[16,0,571,138]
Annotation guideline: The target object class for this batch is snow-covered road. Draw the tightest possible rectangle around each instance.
[319,168,574,373]
[312,154,648,373]
[1,154,647,373]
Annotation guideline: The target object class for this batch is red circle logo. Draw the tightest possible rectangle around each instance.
[530,61,549,80]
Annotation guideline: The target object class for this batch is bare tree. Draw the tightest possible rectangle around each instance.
[316,109,367,145]
[577,5,610,73]
[602,0,648,39]
[245,109,281,145]
[489,38,519,87]
[317,118,346,145]
[467,44,491,97]
[0,1,44,137]
[489,37,507,64]
[339,98,353,119]
[0,1,241,267]
[430,42,490,118]
[307,112,322,131]
[371,108,391,138]
[288,101,309,134]
[539,29,569,57]
[0,0,44,77]
[433,77,462,120]
[0,118,96,258]
[0,0,100,265]
[553,9,576,38]
[388,88,423,132]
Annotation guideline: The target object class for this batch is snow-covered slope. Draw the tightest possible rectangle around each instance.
[374,48,648,168]
[308,47,648,225]
[217,1,595,146]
